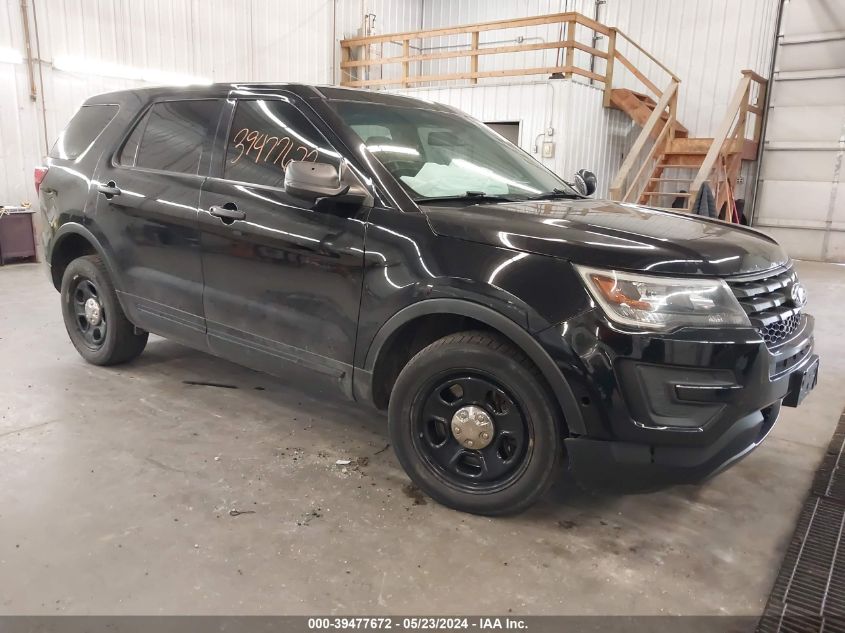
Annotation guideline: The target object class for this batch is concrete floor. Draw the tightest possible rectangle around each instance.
[1,260,844,615]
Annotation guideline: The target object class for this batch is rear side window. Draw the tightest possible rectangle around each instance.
[49,105,118,160]
[119,100,222,175]
[224,99,338,188]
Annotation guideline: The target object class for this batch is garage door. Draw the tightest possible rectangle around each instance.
[754,0,845,262]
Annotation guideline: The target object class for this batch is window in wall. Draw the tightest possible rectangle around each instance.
[224,99,338,188]
[484,122,520,146]
[49,105,119,160]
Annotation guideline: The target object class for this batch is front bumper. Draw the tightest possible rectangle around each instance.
[536,308,817,491]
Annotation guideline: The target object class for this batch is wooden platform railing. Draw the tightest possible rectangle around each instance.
[339,12,677,105]
[688,70,767,214]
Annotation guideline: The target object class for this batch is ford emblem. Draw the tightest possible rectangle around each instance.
[791,282,808,308]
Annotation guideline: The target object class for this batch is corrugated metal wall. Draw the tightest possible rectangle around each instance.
[0,0,423,206]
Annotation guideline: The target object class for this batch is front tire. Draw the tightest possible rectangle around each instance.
[388,331,563,515]
[60,255,148,365]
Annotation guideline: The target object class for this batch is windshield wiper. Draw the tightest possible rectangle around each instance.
[527,187,584,201]
[413,191,522,204]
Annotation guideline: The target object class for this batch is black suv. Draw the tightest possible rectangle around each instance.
[39,84,819,515]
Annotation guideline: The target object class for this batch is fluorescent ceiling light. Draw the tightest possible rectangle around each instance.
[0,47,24,64]
[53,55,211,86]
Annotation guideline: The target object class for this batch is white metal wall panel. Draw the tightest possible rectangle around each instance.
[410,0,778,137]
[755,0,845,262]
[0,0,349,207]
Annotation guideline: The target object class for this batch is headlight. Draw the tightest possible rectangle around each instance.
[575,265,750,330]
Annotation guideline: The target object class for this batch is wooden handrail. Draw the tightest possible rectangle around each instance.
[688,73,753,205]
[623,118,673,201]
[610,79,679,200]
[612,28,681,82]
[340,10,677,99]
[342,11,581,47]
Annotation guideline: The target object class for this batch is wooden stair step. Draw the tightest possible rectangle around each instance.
[642,192,692,197]
[666,138,715,155]
[648,177,693,182]
[608,88,689,138]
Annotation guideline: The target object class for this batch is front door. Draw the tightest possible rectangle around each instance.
[91,98,223,348]
[198,93,368,394]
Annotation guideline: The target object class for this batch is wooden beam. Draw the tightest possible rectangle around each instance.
[603,29,616,108]
[741,69,767,84]
[402,39,410,88]
[341,64,576,88]
[470,31,479,85]
[614,50,660,98]
[340,39,575,69]
[613,27,680,81]
[574,12,612,36]
[564,17,575,78]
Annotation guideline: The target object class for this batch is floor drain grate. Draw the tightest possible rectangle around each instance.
[758,409,845,633]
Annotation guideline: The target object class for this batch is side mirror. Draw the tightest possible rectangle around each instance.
[573,169,597,196]
[285,161,347,199]
[285,161,373,212]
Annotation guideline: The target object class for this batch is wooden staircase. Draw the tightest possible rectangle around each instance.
[609,89,688,140]
[608,70,767,219]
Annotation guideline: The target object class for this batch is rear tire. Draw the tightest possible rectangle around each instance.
[388,331,563,516]
[61,255,148,366]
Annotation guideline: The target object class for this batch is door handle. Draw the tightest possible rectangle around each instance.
[209,204,245,223]
[96,181,121,199]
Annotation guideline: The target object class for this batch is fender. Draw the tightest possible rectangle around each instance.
[356,298,586,435]
[49,222,131,314]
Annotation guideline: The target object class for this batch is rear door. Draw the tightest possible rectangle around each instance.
[91,98,224,348]
[198,92,368,394]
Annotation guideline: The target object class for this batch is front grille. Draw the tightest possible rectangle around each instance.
[763,312,802,346]
[726,264,803,348]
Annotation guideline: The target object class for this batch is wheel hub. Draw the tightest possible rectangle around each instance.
[450,405,495,450]
[84,297,102,326]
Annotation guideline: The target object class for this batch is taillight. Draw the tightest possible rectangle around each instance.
[34,166,48,195]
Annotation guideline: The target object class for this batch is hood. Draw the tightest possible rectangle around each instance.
[421,198,788,276]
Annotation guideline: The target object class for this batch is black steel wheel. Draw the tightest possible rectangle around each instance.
[68,277,108,350]
[413,374,531,492]
[61,255,148,366]
[389,331,563,515]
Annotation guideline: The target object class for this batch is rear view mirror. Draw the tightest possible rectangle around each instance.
[427,131,465,147]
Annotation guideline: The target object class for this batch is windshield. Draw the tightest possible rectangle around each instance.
[329,100,570,201]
